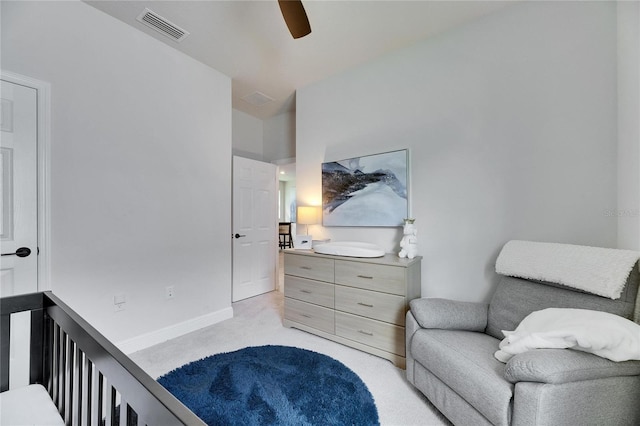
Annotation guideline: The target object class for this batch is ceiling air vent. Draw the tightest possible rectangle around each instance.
[136,8,190,42]
[241,91,275,107]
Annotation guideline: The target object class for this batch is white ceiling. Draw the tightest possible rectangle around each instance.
[86,1,513,120]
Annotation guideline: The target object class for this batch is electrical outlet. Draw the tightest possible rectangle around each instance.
[114,293,126,312]
[166,285,175,299]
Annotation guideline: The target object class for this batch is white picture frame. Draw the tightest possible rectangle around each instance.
[294,235,313,250]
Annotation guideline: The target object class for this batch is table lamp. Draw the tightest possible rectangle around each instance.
[296,206,320,249]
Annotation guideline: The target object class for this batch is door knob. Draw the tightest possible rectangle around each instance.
[234,233,246,239]
[1,247,32,257]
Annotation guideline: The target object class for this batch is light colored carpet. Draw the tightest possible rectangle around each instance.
[129,288,449,426]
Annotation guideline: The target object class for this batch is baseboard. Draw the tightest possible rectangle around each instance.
[116,306,234,354]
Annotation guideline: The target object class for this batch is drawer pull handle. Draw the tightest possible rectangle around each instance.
[358,330,374,336]
[357,275,373,279]
[300,289,312,294]
[301,314,312,318]
[357,302,374,308]
[300,266,312,270]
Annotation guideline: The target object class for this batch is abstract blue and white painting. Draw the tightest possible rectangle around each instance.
[322,149,408,227]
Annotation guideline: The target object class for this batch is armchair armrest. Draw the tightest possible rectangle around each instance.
[409,298,488,331]
[504,349,640,384]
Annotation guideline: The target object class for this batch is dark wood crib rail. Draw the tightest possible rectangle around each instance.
[1,291,206,426]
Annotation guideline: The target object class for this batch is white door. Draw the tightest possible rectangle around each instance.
[1,80,38,292]
[1,79,39,389]
[232,156,277,302]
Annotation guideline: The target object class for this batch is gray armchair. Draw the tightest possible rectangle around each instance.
[406,264,640,425]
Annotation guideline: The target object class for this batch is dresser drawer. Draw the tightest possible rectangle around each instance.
[334,260,405,295]
[335,311,405,356]
[285,298,334,334]
[285,276,334,308]
[285,253,334,283]
[335,285,405,326]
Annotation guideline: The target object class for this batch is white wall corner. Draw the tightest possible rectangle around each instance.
[232,108,264,160]
[116,307,234,355]
[617,1,640,250]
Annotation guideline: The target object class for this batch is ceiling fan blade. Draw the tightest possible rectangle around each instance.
[278,0,311,39]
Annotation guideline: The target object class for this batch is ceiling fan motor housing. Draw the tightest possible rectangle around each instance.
[278,0,312,39]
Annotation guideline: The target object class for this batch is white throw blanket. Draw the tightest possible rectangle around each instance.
[495,308,640,363]
[495,240,640,300]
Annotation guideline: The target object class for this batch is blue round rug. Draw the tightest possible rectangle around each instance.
[157,345,379,426]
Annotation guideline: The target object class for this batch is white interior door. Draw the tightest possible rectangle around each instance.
[232,156,277,302]
[1,79,39,389]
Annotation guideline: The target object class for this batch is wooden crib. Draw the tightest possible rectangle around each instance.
[0,291,205,425]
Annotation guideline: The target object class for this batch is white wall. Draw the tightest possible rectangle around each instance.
[264,111,295,162]
[232,108,264,161]
[281,180,297,223]
[232,110,295,164]
[297,1,620,302]
[2,1,233,345]
[617,1,640,250]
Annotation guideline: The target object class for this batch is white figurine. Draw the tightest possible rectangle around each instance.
[398,219,418,259]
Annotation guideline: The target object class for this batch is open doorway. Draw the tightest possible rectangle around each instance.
[278,161,296,237]
[276,161,295,291]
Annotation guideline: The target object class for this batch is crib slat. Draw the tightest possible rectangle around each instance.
[105,380,113,426]
[30,308,44,385]
[120,397,129,426]
[65,337,73,425]
[91,371,104,426]
[51,323,60,404]
[73,344,83,426]
[59,329,66,414]
[105,381,116,426]
[129,404,139,426]
[69,340,79,426]
[44,313,54,395]
[82,356,92,426]
[0,314,10,392]
[67,337,75,425]
[58,330,67,418]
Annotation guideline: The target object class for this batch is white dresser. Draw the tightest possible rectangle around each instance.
[283,249,421,368]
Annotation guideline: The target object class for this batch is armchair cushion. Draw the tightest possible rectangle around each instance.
[409,298,488,331]
[411,329,512,426]
[504,349,640,384]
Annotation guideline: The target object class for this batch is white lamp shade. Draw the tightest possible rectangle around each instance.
[297,206,320,225]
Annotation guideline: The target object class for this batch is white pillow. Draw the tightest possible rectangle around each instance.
[494,308,640,363]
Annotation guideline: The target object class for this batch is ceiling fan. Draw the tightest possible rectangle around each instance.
[278,0,311,39]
